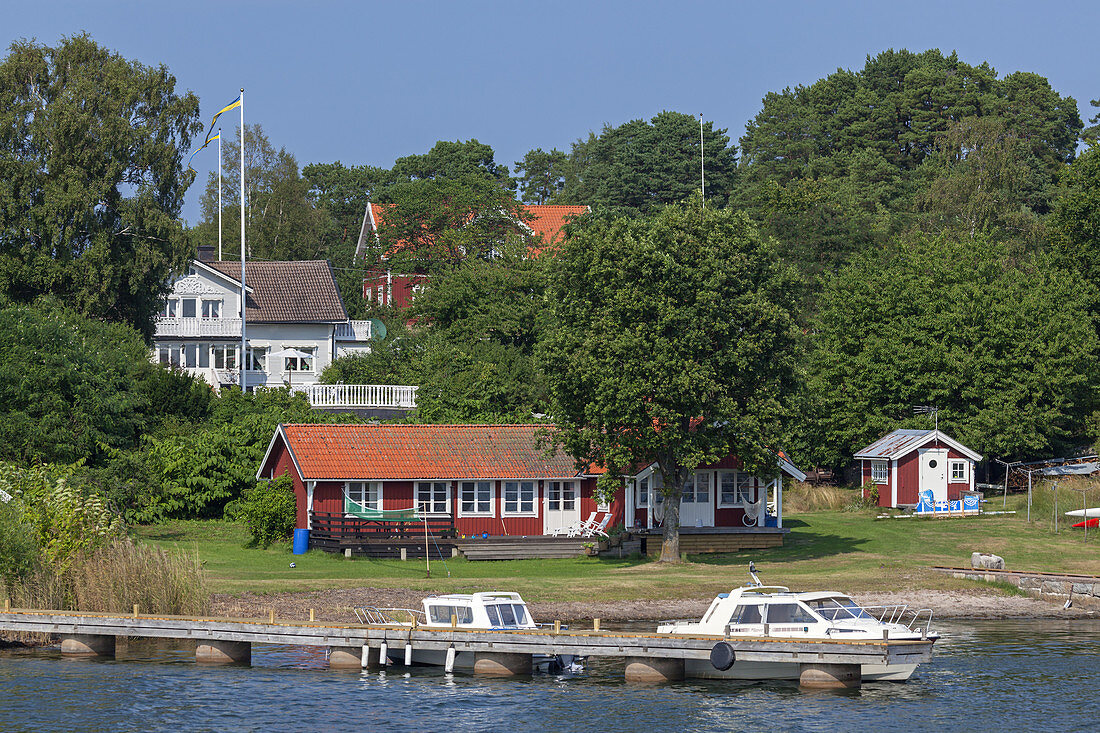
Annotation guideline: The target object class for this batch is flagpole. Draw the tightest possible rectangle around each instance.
[217,129,223,261]
[699,113,705,207]
[239,88,247,392]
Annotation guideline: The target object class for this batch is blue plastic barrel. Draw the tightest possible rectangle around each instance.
[292,528,310,554]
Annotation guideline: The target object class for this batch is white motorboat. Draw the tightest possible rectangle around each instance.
[656,565,937,682]
[355,592,583,673]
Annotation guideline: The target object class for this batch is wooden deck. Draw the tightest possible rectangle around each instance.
[310,511,456,558]
[637,526,789,554]
[455,536,591,561]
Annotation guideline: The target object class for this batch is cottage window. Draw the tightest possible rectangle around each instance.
[284,347,315,372]
[871,461,888,484]
[503,480,535,515]
[459,481,492,515]
[720,472,754,505]
[345,481,381,511]
[158,346,181,367]
[547,481,576,511]
[201,300,220,319]
[950,461,968,482]
[162,299,178,318]
[682,472,710,504]
[637,477,649,506]
[181,298,197,318]
[416,482,449,514]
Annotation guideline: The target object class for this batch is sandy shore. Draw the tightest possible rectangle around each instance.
[210,586,1097,625]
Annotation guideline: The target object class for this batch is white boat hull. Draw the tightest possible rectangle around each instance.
[1066,507,1100,518]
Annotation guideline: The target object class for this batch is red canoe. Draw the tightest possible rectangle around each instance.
[1072,518,1099,528]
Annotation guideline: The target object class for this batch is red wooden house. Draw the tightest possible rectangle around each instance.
[855,429,981,508]
[258,423,804,553]
[356,203,590,309]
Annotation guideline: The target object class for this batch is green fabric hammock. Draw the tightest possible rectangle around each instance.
[345,496,421,521]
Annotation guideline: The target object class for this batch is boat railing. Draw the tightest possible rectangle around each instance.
[860,605,935,635]
[354,607,425,626]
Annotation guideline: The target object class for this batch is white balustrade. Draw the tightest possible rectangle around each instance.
[304,383,418,409]
[334,320,373,341]
[155,317,243,338]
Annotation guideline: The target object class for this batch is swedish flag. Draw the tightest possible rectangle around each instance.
[187,130,220,172]
[187,92,241,171]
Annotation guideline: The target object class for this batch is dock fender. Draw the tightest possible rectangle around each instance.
[710,642,736,671]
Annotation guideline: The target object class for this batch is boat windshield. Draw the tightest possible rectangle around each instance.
[428,605,474,625]
[485,603,528,627]
[806,597,873,621]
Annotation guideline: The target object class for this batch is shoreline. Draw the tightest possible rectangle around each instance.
[208,586,1098,624]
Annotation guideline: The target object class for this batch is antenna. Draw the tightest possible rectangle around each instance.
[699,113,706,207]
[913,405,939,432]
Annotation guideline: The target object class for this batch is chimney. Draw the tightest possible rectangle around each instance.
[196,245,217,262]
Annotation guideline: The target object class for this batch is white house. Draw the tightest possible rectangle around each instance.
[152,258,374,391]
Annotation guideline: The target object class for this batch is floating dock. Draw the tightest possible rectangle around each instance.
[0,607,933,689]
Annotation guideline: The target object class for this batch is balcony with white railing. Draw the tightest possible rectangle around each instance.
[334,320,373,341]
[155,317,243,338]
[301,383,418,410]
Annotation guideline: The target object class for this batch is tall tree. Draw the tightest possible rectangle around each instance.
[0,35,202,338]
[193,123,329,262]
[391,139,514,190]
[541,198,800,562]
[1050,144,1100,283]
[799,235,1100,467]
[560,112,737,215]
[514,148,569,204]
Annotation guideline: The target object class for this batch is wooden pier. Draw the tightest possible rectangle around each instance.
[0,607,933,689]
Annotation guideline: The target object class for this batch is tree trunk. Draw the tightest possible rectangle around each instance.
[658,491,683,562]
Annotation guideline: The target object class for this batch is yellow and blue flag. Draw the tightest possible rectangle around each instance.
[187,93,242,171]
[186,129,220,172]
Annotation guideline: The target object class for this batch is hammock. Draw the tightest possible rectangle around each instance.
[345,496,421,521]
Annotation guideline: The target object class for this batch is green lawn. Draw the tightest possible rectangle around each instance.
[134,493,1099,602]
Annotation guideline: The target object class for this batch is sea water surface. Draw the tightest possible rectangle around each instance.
[2,619,1097,732]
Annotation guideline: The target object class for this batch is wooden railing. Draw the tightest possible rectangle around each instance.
[303,383,418,409]
[310,511,455,541]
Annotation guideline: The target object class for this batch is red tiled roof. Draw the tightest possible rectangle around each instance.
[359,203,588,260]
[276,424,583,481]
[204,260,348,323]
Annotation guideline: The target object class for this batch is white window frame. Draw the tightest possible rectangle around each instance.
[637,477,649,507]
[681,471,711,504]
[284,346,315,373]
[950,460,968,482]
[245,346,267,372]
[503,480,537,516]
[344,481,382,511]
[181,297,197,319]
[458,480,493,517]
[416,481,450,515]
[718,471,754,507]
[871,460,889,485]
[201,299,221,319]
[212,344,238,370]
[547,480,577,512]
[162,299,178,318]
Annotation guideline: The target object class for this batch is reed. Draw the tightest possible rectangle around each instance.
[782,482,854,513]
[1026,477,1100,533]
[9,540,208,617]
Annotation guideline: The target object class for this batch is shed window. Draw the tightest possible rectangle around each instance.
[345,481,381,511]
[950,461,968,482]
[870,460,888,484]
[682,472,710,504]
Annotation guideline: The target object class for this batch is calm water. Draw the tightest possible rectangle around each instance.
[2,619,1097,732]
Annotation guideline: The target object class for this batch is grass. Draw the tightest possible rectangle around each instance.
[133,493,1100,604]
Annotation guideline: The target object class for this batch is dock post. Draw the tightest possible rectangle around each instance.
[473,652,531,676]
[60,634,116,658]
[195,640,251,665]
[799,662,861,689]
[624,656,684,683]
[400,547,407,561]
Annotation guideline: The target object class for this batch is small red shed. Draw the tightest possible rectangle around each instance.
[855,429,981,508]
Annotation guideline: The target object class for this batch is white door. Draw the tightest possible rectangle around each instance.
[919,448,949,503]
[679,472,714,527]
[544,480,580,534]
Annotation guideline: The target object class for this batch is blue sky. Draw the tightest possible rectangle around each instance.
[6,0,1100,224]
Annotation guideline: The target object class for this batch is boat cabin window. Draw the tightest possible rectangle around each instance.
[485,603,528,627]
[763,603,816,625]
[806,597,872,621]
[428,605,474,625]
[729,604,763,624]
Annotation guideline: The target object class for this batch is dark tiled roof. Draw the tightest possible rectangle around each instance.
[205,261,348,323]
[278,424,581,481]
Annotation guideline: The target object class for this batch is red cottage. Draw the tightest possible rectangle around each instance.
[854,429,981,508]
[257,423,804,552]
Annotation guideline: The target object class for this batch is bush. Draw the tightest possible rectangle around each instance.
[233,475,297,548]
[0,500,39,592]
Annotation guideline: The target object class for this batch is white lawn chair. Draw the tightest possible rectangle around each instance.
[581,513,613,538]
[564,511,598,538]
